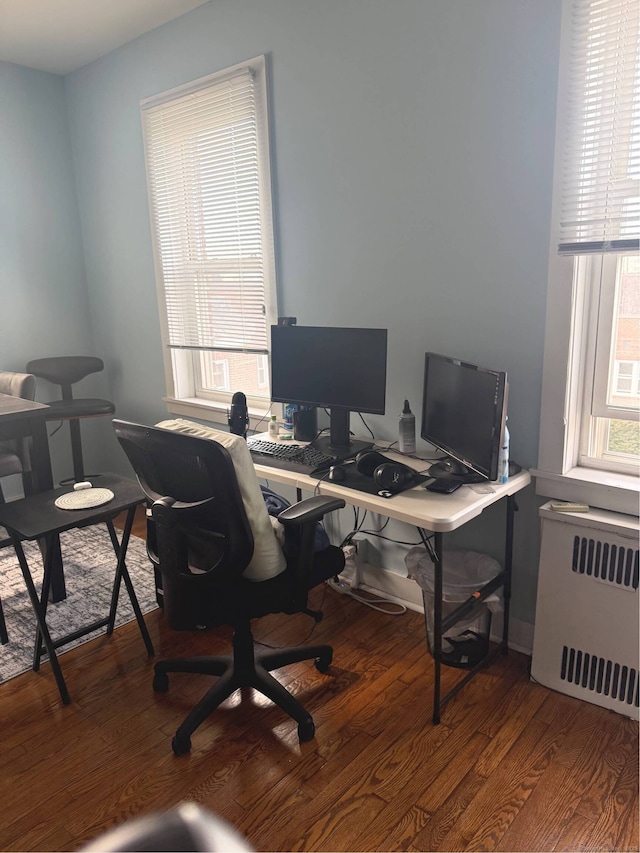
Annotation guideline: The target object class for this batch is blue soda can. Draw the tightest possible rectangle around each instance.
[283,403,298,430]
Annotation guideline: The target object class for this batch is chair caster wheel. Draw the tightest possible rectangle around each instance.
[315,651,332,673]
[153,671,169,692]
[298,718,315,742]
[172,734,191,755]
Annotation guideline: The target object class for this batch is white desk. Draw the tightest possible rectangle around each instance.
[252,441,531,722]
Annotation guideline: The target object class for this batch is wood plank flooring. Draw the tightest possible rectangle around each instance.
[1,517,637,852]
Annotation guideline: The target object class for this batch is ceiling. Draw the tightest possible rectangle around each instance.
[0,0,210,75]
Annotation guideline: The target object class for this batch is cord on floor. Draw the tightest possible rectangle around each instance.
[326,576,406,616]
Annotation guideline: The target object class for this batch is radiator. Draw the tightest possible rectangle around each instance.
[531,502,639,720]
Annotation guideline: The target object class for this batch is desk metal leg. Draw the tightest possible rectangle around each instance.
[417,528,443,724]
[502,495,516,653]
[420,494,518,725]
[432,531,443,724]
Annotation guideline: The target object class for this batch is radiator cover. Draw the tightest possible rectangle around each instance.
[531,502,639,720]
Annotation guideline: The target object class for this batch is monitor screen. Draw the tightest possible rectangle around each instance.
[420,352,507,482]
[270,325,387,456]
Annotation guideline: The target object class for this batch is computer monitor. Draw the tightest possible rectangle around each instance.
[421,352,507,483]
[270,325,388,457]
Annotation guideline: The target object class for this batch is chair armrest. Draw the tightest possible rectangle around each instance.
[277,495,345,527]
[279,495,346,613]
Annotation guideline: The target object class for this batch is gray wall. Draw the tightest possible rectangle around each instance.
[3,0,563,625]
[0,62,107,483]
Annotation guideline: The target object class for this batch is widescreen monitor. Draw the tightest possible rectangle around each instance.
[270,325,387,457]
[421,352,507,483]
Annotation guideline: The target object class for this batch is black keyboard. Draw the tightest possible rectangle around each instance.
[248,439,338,471]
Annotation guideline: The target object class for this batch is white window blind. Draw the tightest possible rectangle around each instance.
[558,0,640,255]
[142,60,274,355]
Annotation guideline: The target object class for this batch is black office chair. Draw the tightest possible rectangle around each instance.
[82,803,252,852]
[26,356,115,484]
[113,419,345,755]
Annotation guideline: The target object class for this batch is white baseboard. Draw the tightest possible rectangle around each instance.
[336,562,534,656]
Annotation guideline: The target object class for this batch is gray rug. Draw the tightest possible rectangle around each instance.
[0,524,158,683]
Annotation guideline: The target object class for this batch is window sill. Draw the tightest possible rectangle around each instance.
[532,466,639,517]
[163,396,271,431]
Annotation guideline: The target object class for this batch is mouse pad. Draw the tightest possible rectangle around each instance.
[311,466,428,498]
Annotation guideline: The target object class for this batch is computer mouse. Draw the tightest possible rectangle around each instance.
[328,465,347,482]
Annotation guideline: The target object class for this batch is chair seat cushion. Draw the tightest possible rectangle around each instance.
[156,419,286,582]
[238,542,345,618]
[44,398,116,420]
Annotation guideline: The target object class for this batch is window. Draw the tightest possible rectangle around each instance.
[200,356,230,393]
[141,56,278,422]
[579,253,640,472]
[614,361,639,396]
[536,0,639,514]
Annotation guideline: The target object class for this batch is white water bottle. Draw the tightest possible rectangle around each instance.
[268,414,279,440]
[498,419,509,483]
[399,399,416,455]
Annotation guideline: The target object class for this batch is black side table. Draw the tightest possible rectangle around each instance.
[0,474,155,704]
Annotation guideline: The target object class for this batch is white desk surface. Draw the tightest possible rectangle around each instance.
[251,437,531,533]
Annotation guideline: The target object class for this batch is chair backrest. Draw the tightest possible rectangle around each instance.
[26,356,104,399]
[0,371,36,400]
[113,419,257,630]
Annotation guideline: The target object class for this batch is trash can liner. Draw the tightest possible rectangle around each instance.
[405,547,503,613]
[406,547,503,668]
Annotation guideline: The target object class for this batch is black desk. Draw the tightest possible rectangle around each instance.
[0,473,155,704]
[0,393,66,602]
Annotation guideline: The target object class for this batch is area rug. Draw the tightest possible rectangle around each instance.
[0,524,158,683]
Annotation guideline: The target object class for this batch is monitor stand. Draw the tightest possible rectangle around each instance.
[310,435,373,462]
[309,408,373,461]
[428,457,487,484]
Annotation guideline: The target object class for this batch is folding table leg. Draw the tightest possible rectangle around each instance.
[0,598,8,645]
[12,534,70,705]
[33,534,56,671]
[106,511,155,656]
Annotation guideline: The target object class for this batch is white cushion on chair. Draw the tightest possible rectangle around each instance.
[155,419,286,582]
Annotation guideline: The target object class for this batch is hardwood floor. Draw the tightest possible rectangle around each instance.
[1,517,637,852]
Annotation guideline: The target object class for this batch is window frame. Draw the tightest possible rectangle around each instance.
[534,0,639,515]
[535,257,639,515]
[141,55,278,427]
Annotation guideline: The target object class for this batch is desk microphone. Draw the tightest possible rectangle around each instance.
[228,391,249,438]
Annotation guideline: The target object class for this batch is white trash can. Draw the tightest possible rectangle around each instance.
[406,548,503,669]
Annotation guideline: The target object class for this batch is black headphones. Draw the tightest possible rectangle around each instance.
[355,450,418,494]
